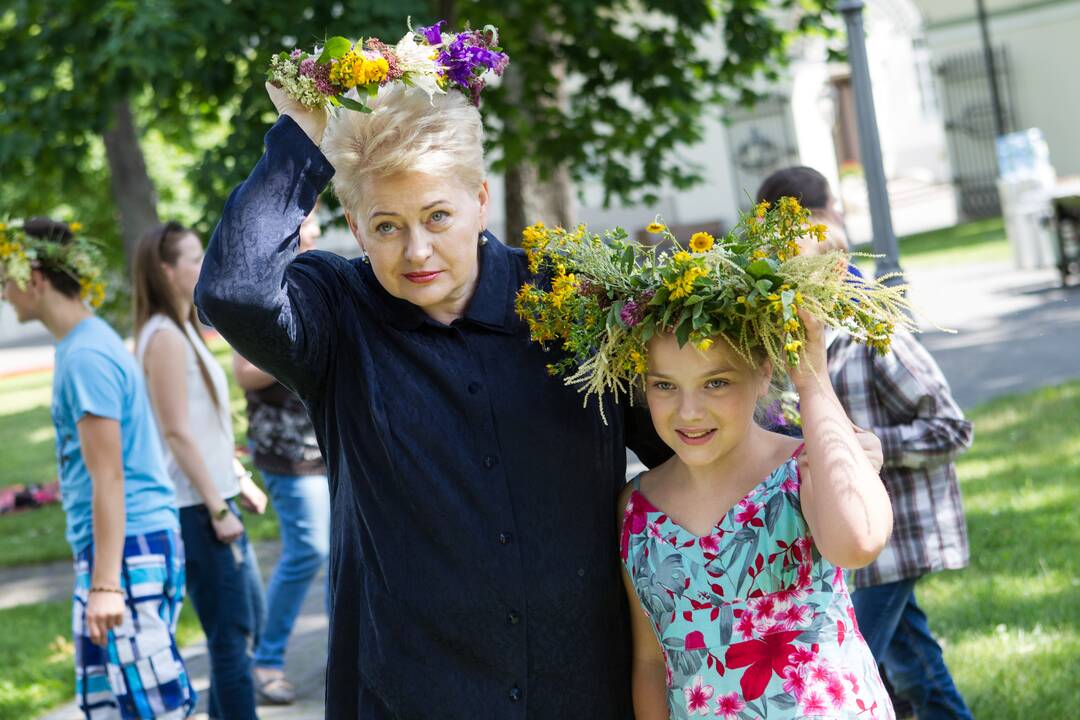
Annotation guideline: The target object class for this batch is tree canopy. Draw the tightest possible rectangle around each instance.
[0,0,837,266]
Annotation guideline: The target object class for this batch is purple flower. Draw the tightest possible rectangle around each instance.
[620,299,647,327]
[299,57,334,95]
[419,20,445,46]
[290,48,303,60]
[437,30,509,103]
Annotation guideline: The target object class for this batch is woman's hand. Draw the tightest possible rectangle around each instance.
[266,81,328,146]
[85,590,126,646]
[236,463,269,515]
[211,507,245,544]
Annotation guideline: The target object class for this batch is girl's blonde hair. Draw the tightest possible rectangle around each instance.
[321,85,486,215]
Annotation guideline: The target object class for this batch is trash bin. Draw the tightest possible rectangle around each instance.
[996,129,1058,270]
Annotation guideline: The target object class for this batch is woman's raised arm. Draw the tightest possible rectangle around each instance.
[195,86,337,394]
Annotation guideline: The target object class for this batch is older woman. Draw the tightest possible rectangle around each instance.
[195,79,669,718]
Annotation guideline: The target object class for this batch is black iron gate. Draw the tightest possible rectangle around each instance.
[936,45,1016,219]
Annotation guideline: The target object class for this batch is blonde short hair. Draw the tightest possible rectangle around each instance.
[321,85,486,215]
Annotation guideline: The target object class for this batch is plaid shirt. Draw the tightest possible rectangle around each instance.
[828,329,973,587]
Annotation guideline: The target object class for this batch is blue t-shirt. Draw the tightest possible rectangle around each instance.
[51,316,178,554]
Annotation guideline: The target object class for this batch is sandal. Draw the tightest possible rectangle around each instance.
[256,674,296,705]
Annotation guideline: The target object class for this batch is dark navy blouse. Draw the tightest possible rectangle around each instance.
[195,116,669,719]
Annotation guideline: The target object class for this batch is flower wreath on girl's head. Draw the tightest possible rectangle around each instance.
[514,198,921,419]
[267,18,508,113]
[0,220,106,308]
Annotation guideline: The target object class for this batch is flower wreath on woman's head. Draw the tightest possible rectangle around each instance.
[267,18,508,113]
[514,198,922,421]
[0,220,106,308]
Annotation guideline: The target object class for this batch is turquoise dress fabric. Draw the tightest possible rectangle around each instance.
[621,455,895,719]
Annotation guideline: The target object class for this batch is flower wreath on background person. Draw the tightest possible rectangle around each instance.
[267,18,508,112]
[514,198,921,420]
[0,220,107,308]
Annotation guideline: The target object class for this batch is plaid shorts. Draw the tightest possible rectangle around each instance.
[73,529,196,719]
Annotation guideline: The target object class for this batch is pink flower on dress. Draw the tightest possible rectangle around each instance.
[789,646,817,666]
[752,594,776,618]
[833,565,845,587]
[780,474,800,493]
[778,603,811,628]
[647,521,664,540]
[810,662,836,685]
[844,671,861,694]
[801,691,828,714]
[734,500,762,526]
[684,675,715,715]
[781,665,807,700]
[699,532,723,553]
[713,692,745,719]
[735,611,757,639]
[827,676,848,708]
[774,583,806,603]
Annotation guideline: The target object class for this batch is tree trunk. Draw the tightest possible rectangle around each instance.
[102,99,158,266]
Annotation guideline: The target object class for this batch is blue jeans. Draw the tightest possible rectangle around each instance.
[852,578,973,720]
[180,501,265,720]
[253,471,330,670]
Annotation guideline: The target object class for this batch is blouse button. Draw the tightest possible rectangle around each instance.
[508,610,521,625]
[483,455,497,469]
[509,685,522,702]
[499,532,513,545]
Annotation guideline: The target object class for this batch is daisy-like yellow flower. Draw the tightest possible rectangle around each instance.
[696,338,714,351]
[645,222,666,234]
[689,231,714,253]
[785,340,803,353]
[755,200,771,219]
[672,251,692,264]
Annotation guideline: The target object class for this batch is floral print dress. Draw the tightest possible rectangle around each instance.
[621,452,894,719]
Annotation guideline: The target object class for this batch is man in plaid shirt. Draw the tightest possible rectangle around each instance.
[759,167,975,720]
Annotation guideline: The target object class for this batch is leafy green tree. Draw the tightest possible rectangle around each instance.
[0,0,836,266]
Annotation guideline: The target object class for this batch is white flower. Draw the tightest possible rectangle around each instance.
[393,32,444,100]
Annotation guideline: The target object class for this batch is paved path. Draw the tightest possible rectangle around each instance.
[6,259,1079,719]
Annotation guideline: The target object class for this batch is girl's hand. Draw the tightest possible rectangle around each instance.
[211,508,245,544]
[788,308,830,394]
[266,81,328,146]
[85,590,126,646]
[237,470,268,515]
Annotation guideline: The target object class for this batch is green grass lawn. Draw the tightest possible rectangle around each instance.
[0,337,280,568]
[915,380,1080,719]
[0,600,203,720]
[854,215,1010,272]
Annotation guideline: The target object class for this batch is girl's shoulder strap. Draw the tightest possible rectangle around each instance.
[791,442,806,461]
[630,472,644,491]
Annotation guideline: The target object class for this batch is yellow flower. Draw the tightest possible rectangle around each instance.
[755,200,771,219]
[785,340,803,353]
[645,222,666,234]
[812,223,828,243]
[784,318,800,333]
[751,249,767,260]
[69,221,83,233]
[689,231,714,253]
[629,351,648,375]
[0,222,8,232]
[736,295,746,304]
[672,251,692,264]
[696,338,714,351]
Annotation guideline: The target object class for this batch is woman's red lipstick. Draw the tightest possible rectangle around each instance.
[404,270,443,284]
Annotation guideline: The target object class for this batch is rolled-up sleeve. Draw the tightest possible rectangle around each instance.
[871,331,973,469]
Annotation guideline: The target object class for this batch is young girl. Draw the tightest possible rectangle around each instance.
[515,202,914,720]
[620,315,895,719]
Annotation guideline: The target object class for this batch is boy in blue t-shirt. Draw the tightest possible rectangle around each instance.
[1,218,195,719]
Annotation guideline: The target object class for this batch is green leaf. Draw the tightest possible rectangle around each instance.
[338,96,372,113]
[747,259,774,278]
[318,36,353,63]
[641,320,655,342]
[755,279,773,295]
[621,245,635,271]
[675,320,692,347]
[612,300,627,328]
[649,288,669,306]
[683,295,704,305]
[781,289,795,306]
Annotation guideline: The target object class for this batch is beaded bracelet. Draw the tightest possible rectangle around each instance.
[89,586,125,595]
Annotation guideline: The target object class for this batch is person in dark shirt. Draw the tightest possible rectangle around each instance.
[195,76,670,719]
[232,206,329,705]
